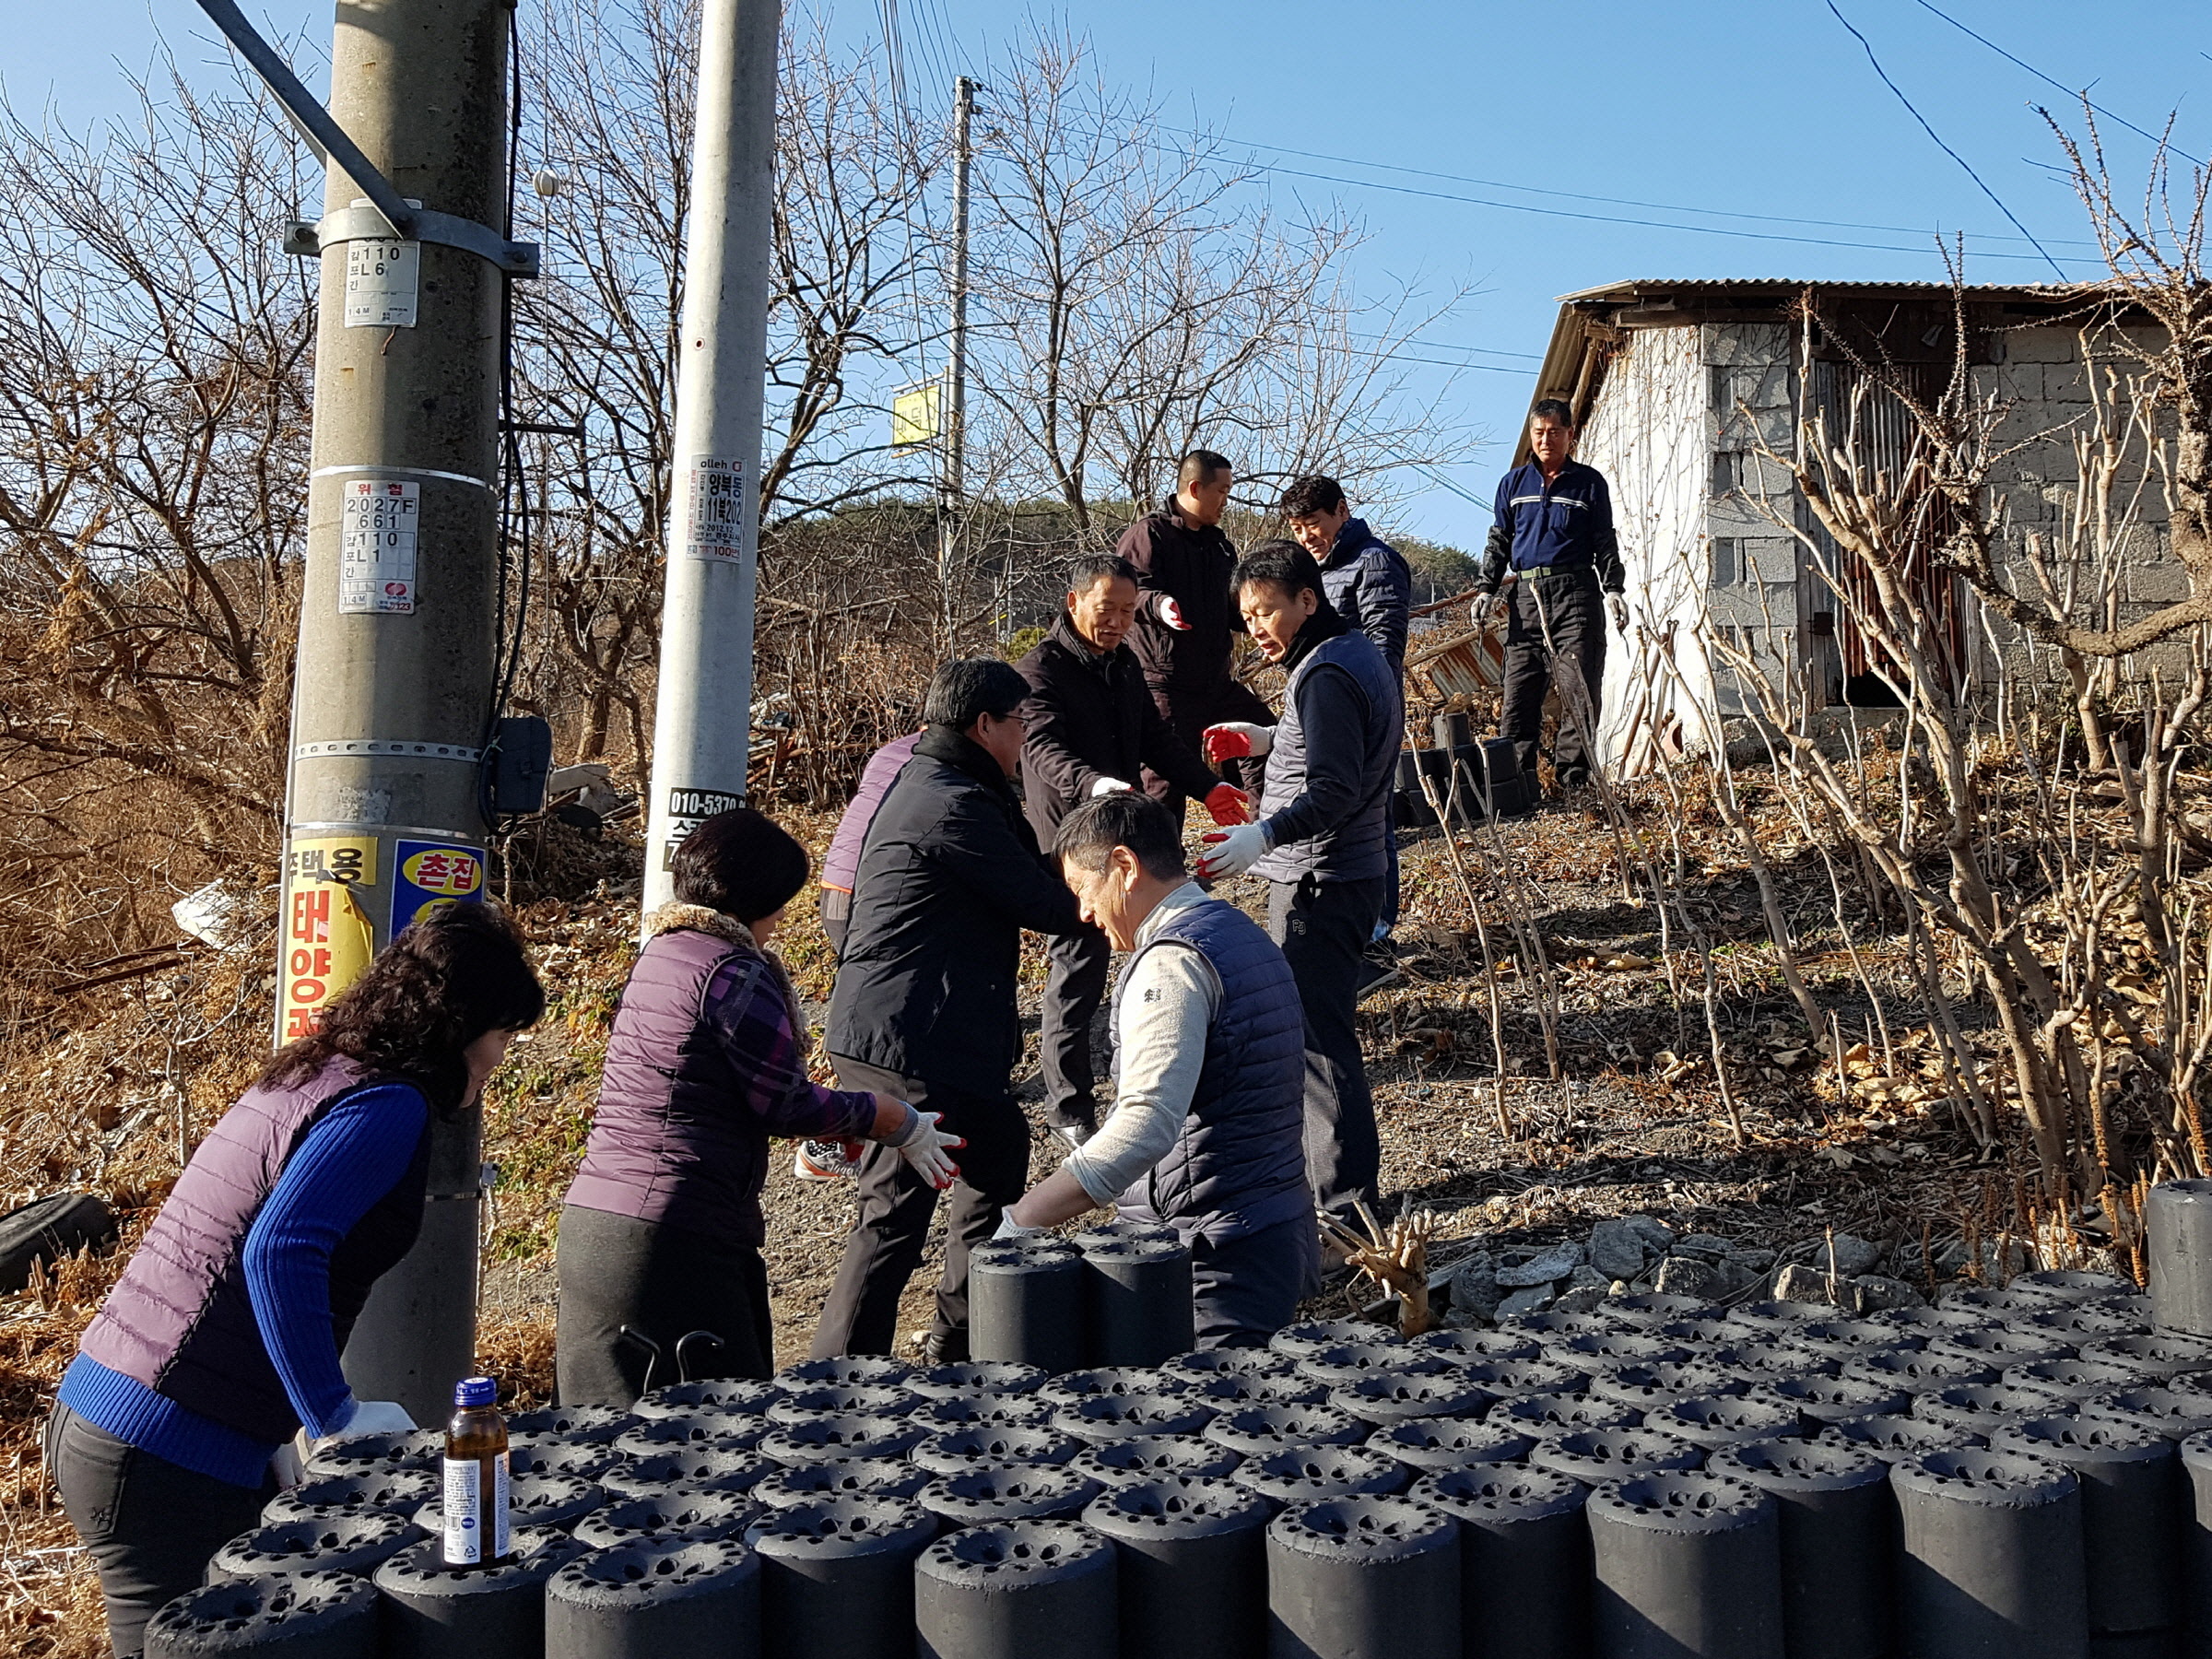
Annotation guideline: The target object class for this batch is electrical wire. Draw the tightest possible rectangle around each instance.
[1152,123,2099,251]
[1823,0,2067,280]
[1907,0,2201,167]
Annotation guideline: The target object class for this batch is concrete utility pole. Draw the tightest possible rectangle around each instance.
[640,0,786,915]
[941,76,974,628]
[270,0,517,1424]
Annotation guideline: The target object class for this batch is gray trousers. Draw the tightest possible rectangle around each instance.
[46,1404,270,1658]
[1268,874,1386,1221]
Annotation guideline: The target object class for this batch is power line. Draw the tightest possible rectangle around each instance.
[1253,155,2089,265]
[1908,0,2202,167]
[1823,0,2067,280]
[1075,113,2089,265]
[1157,122,2098,251]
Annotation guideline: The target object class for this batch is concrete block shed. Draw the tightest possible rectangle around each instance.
[1517,278,2180,772]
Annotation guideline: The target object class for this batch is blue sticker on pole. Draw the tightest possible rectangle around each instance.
[392,839,487,933]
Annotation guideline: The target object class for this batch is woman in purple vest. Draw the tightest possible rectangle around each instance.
[555,807,960,1406]
[48,902,544,1657]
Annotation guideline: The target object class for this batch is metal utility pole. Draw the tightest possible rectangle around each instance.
[229,0,528,1423]
[640,0,785,915]
[939,76,974,628]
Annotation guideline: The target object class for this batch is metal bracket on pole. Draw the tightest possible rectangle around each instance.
[194,0,539,277]
[286,205,541,279]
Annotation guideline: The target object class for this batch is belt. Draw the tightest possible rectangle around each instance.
[1514,562,1595,582]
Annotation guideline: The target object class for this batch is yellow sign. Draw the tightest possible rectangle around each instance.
[278,836,379,1041]
[891,381,942,453]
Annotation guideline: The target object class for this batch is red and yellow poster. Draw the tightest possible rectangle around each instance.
[278,835,378,1041]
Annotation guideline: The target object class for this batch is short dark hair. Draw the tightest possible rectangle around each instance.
[1531,397,1575,427]
[924,656,1030,729]
[1278,475,1345,519]
[672,806,810,923]
[1178,449,1231,487]
[1054,792,1188,883]
[1066,553,1139,594]
[1233,538,1327,606]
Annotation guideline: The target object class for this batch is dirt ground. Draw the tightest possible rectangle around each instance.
[0,780,2025,1654]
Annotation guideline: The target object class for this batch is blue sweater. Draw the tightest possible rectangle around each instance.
[59,1082,429,1486]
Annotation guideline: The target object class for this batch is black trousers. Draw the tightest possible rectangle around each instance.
[809,1060,1030,1358]
[1268,874,1386,1221]
[554,1203,776,1406]
[46,1403,271,1658]
[1143,678,1273,813]
[1039,924,1112,1131]
[1500,569,1608,784]
[1190,1216,1320,1348]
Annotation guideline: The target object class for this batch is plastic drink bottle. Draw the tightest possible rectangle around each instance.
[441,1375,510,1566]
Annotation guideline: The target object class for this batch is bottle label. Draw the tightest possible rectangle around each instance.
[441,1452,510,1564]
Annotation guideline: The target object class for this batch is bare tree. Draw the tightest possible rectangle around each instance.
[962,25,1469,540]
[0,55,314,971]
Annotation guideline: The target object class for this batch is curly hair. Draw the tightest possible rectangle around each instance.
[262,900,545,1116]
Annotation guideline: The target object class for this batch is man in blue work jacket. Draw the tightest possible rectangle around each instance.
[1472,398,1628,793]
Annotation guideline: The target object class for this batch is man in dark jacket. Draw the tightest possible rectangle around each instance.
[1283,474,1413,991]
[997,793,1314,1347]
[1471,398,1629,792]
[1281,476,1412,674]
[1016,554,1249,1147]
[1195,543,1402,1224]
[812,659,1088,1360]
[1114,449,1276,811]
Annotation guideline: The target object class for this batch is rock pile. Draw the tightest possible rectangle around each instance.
[1442,1218,1933,1324]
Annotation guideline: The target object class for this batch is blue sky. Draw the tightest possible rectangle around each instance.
[15,0,2205,546]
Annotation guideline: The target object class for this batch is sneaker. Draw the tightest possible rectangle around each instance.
[793,1139,858,1181]
[1049,1123,1093,1152]
[1356,943,1401,1000]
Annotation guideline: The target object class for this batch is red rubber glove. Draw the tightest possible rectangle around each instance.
[1202,722,1273,766]
[1204,783,1252,826]
[1159,596,1190,630]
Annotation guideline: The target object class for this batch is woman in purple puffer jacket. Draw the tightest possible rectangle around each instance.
[555,807,962,1405]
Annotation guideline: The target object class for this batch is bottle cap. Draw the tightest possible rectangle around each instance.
[454,1376,497,1408]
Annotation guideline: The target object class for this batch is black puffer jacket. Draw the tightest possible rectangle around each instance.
[1014,615,1221,844]
[1113,501,1241,694]
[826,725,1087,1096]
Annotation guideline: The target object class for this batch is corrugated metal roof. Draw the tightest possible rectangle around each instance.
[1557,276,2084,303]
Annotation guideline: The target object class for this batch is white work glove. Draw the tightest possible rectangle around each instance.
[1196,820,1274,881]
[1090,776,1132,797]
[888,1108,964,1191]
[1469,591,1498,628]
[1158,596,1190,630]
[994,1212,1048,1241]
[1202,723,1275,765]
[298,1397,417,1468]
[1607,594,1630,630]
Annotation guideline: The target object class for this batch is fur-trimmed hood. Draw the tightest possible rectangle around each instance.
[642,901,758,949]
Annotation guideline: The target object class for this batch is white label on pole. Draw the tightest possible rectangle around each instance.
[661,785,745,870]
[345,238,419,328]
[685,456,746,560]
[338,480,420,614]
